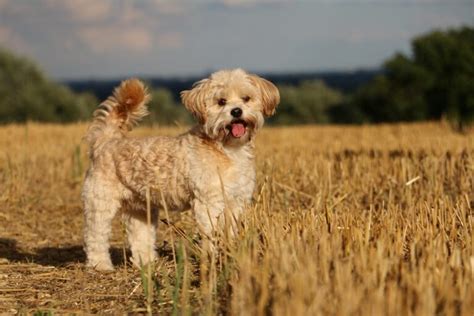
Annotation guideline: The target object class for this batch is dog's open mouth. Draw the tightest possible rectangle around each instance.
[226,119,248,138]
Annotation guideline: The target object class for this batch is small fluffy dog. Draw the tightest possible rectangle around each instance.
[82,68,279,271]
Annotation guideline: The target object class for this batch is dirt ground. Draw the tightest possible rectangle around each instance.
[0,122,473,315]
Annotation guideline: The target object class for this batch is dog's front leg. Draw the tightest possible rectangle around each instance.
[192,197,227,256]
[193,198,226,239]
[192,196,243,243]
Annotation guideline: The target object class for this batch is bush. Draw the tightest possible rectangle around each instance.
[271,80,343,125]
[0,47,97,123]
[145,88,192,126]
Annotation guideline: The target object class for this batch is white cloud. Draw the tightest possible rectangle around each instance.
[33,1,153,54]
[45,0,113,22]
[217,0,292,8]
[151,0,189,15]
[0,25,32,54]
[0,0,8,10]
[78,26,153,54]
[120,3,147,24]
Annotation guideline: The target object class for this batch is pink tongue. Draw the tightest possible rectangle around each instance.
[231,123,245,138]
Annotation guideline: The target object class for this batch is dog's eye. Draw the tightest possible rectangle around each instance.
[242,96,251,103]
[218,98,227,106]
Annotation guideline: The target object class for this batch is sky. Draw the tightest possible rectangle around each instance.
[0,0,472,80]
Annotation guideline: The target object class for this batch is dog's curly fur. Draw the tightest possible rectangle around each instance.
[82,69,279,270]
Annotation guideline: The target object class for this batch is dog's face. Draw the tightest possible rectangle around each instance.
[181,69,279,146]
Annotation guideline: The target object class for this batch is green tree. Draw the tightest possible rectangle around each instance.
[271,80,343,125]
[413,27,474,130]
[0,47,97,123]
[349,56,432,123]
[145,88,192,125]
[345,26,474,130]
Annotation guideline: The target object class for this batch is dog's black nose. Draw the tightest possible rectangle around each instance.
[231,107,242,118]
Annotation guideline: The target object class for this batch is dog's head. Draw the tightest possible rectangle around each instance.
[180,69,279,146]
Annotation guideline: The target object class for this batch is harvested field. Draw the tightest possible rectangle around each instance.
[0,122,473,315]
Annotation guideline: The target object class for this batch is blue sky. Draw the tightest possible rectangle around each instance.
[0,0,472,79]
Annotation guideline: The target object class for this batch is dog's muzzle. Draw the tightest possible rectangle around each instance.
[226,119,248,138]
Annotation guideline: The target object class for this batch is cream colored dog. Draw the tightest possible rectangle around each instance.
[82,68,279,271]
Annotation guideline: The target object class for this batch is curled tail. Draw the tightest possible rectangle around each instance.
[85,78,151,150]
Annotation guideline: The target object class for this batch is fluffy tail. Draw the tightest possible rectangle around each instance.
[85,78,151,150]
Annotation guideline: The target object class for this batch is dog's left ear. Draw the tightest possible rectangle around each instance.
[180,79,212,123]
[248,74,280,117]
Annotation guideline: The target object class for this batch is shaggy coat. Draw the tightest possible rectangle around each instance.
[82,69,279,270]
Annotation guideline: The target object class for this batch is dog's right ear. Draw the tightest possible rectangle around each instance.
[180,79,212,123]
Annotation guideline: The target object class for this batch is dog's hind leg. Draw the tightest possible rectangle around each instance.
[82,179,121,271]
[123,209,158,268]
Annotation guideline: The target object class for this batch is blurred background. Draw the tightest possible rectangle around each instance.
[0,0,473,130]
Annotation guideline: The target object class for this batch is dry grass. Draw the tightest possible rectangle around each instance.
[0,122,473,315]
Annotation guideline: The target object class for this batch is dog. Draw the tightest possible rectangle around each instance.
[82,68,279,271]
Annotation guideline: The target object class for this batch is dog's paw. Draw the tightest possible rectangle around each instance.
[86,260,115,272]
[130,254,157,270]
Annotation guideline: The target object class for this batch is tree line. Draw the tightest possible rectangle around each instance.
[334,26,474,131]
[0,26,472,129]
